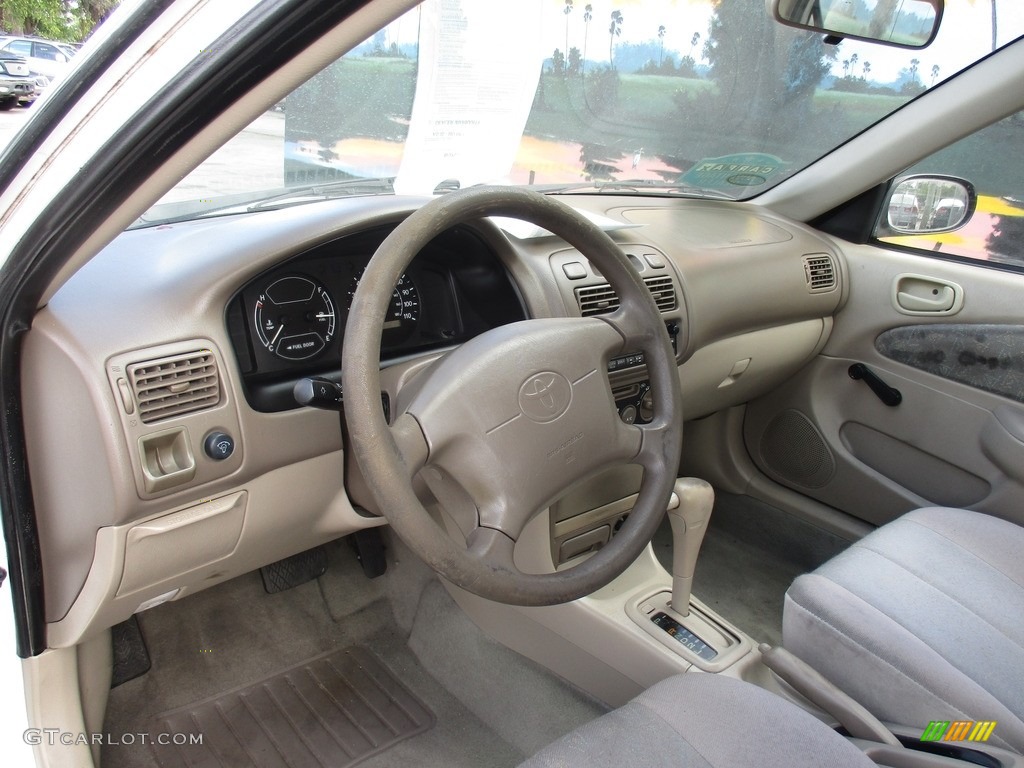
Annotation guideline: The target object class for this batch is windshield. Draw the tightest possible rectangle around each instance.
[140,0,1024,226]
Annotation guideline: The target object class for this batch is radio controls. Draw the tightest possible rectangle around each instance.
[608,351,645,372]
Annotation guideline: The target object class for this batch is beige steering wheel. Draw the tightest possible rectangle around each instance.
[342,187,682,605]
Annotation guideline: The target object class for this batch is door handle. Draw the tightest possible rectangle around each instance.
[896,288,954,312]
[892,274,962,315]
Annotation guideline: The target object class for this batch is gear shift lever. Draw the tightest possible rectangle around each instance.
[667,477,715,617]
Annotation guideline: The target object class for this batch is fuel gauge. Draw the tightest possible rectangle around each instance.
[254,275,336,361]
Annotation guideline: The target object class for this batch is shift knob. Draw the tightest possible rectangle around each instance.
[666,477,715,616]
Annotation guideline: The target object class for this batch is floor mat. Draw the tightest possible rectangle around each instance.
[149,646,434,768]
[111,615,151,688]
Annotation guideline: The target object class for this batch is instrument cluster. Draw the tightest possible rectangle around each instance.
[227,225,526,412]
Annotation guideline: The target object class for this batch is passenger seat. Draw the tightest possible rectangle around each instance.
[783,507,1024,753]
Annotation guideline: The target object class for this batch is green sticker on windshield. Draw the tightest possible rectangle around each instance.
[681,153,784,191]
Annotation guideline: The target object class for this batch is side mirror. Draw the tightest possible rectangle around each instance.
[770,0,942,49]
[878,175,976,236]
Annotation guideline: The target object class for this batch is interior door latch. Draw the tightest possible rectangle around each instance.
[849,363,902,407]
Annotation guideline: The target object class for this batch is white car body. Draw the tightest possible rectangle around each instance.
[0,38,70,82]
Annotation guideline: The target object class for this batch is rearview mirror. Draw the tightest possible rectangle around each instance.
[771,0,942,49]
[880,175,976,235]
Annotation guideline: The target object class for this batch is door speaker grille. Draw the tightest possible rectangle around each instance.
[759,409,835,488]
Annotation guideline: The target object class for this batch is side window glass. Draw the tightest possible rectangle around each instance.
[34,43,63,62]
[7,40,32,57]
[876,111,1024,268]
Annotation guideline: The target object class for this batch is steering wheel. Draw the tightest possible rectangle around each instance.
[342,187,682,606]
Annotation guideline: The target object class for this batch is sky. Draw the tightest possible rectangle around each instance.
[380,0,1024,85]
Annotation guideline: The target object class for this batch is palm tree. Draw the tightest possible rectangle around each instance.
[962,0,999,53]
[658,25,666,68]
[991,0,998,51]
[582,4,592,75]
[849,53,858,76]
[909,58,920,83]
[862,61,871,79]
[564,0,573,73]
[609,10,623,69]
[930,63,940,85]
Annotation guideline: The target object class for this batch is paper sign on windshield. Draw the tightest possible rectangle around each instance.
[394,0,545,195]
[681,153,785,192]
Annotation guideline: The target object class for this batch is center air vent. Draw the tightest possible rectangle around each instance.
[803,254,837,293]
[575,276,679,316]
[128,350,221,424]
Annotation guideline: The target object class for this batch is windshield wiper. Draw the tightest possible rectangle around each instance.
[130,177,397,229]
[246,176,396,212]
[540,179,735,200]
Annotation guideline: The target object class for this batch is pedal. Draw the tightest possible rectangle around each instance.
[111,615,151,688]
[260,545,328,594]
[350,528,387,578]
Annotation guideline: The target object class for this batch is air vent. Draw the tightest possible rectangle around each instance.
[644,276,679,312]
[803,254,837,293]
[575,276,678,316]
[128,350,221,424]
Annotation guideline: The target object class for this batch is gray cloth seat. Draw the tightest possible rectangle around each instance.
[521,672,875,767]
[784,507,1024,754]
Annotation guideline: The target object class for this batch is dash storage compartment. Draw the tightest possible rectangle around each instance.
[117,492,246,595]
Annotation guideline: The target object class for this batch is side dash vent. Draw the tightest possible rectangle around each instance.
[129,350,221,424]
[575,276,678,316]
[803,254,837,293]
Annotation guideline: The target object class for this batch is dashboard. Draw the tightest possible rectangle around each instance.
[20,193,845,646]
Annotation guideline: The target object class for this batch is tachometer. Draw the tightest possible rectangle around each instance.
[254,275,336,361]
[347,270,420,344]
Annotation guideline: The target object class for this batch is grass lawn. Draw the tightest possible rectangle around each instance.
[288,57,417,144]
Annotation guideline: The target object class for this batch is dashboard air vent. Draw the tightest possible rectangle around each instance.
[575,276,678,316]
[644,276,679,312]
[128,350,221,424]
[803,254,837,293]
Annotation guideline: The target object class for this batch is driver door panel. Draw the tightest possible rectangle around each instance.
[743,243,1024,528]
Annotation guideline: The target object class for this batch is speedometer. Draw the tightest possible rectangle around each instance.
[253,275,336,361]
[347,270,420,344]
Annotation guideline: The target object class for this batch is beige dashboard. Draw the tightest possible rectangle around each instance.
[20,193,844,648]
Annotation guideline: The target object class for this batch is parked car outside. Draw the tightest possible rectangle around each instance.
[930,196,967,228]
[0,53,35,110]
[0,35,70,81]
[888,191,921,228]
